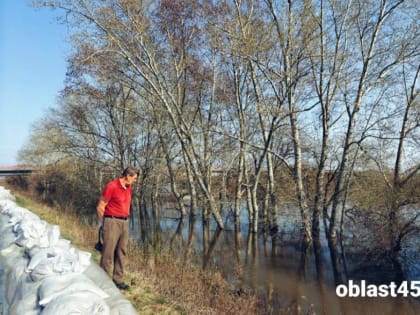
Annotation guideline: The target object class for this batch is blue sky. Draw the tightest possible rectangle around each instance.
[0,0,68,166]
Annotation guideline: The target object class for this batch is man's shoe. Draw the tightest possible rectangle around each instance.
[114,281,130,291]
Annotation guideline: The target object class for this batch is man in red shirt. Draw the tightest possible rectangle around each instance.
[96,166,139,290]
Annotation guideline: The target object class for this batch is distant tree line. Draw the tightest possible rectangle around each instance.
[19,0,418,261]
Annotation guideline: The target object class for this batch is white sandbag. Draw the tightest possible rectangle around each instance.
[0,199,18,214]
[27,245,91,280]
[39,273,109,306]
[82,263,139,315]
[14,217,49,249]
[29,253,74,281]
[8,267,41,315]
[26,247,58,272]
[29,264,55,283]
[5,259,27,307]
[6,207,39,228]
[40,291,110,315]
[27,238,71,259]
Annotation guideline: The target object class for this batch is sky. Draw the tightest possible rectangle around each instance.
[0,0,68,166]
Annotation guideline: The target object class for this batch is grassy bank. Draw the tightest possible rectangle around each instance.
[6,187,262,315]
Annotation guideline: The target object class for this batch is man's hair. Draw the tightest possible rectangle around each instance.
[122,166,140,177]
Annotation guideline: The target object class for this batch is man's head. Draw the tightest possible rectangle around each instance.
[121,166,139,185]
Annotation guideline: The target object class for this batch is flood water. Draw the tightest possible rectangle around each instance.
[128,203,420,314]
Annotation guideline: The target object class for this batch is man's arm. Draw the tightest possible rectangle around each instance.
[96,198,108,218]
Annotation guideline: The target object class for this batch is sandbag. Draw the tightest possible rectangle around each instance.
[8,269,41,315]
[39,273,109,306]
[40,291,110,315]
[5,257,27,306]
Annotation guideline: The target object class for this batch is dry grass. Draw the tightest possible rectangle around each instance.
[8,188,263,315]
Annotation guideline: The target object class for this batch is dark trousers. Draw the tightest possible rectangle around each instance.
[100,217,129,283]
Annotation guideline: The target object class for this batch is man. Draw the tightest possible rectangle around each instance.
[96,166,139,290]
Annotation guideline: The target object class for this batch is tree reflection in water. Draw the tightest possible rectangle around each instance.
[129,204,420,314]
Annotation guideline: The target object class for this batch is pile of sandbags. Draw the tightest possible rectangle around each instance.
[0,186,137,315]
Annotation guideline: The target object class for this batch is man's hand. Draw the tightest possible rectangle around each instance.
[96,199,107,218]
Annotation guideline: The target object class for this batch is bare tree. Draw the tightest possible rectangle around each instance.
[328,0,412,243]
[263,0,317,243]
[386,61,419,269]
